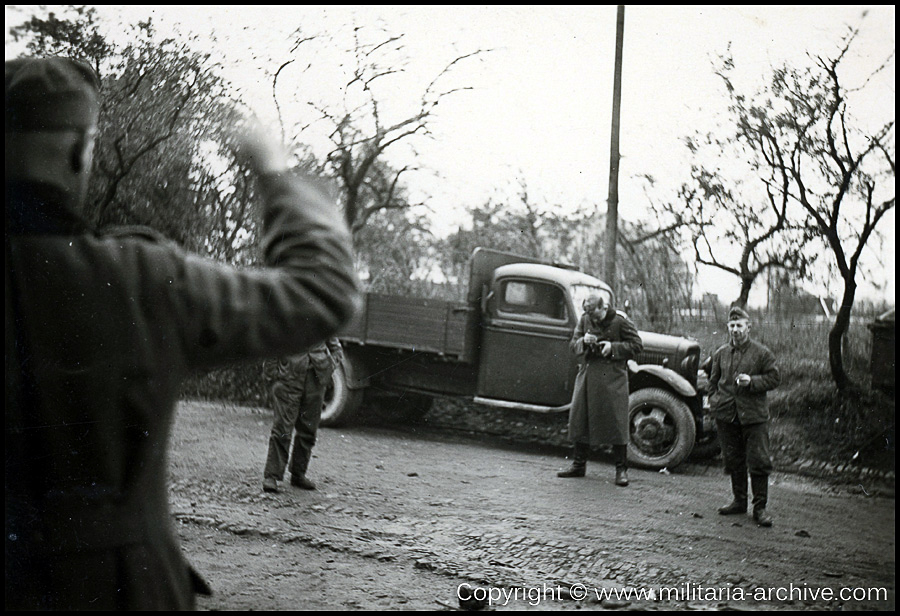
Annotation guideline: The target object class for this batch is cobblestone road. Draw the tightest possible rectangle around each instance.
[170,401,894,610]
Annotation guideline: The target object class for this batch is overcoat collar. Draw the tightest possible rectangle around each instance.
[6,181,91,236]
[587,308,616,330]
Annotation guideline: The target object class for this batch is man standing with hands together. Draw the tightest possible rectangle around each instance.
[557,293,643,486]
[708,306,781,527]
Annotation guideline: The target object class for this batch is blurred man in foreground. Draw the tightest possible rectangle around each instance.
[6,57,359,609]
[707,306,780,527]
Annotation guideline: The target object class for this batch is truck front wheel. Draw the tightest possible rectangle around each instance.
[627,387,696,470]
[320,363,363,427]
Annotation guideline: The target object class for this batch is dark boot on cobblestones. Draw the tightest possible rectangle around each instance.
[262,476,279,493]
[750,474,771,526]
[753,507,773,527]
[558,443,588,477]
[614,445,628,486]
[557,463,586,478]
[291,474,316,490]
[717,499,747,515]
[718,472,747,514]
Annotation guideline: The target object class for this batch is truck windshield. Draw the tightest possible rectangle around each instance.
[571,284,613,318]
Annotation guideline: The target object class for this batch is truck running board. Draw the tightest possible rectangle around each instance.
[473,397,571,413]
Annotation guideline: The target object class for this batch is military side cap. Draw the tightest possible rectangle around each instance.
[5,57,100,131]
[728,306,751,321]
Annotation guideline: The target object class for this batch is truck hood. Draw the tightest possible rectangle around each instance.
[637,330,700,353]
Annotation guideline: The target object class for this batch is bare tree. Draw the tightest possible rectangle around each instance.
[670,48,818,310]
[715,28,894,389]
[272,25,488,237]
[618,221,694,329]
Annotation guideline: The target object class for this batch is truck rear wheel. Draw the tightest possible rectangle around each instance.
[320,363,363,427]
[627,387,696,470]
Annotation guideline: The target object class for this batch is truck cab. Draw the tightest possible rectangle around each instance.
[475,263,611,410]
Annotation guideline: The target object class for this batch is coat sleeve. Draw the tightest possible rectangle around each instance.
[159,171,361,369]
[609,315,642,361]
[748,346,780,393]
[570,315,587,357]
[707,346,724,406]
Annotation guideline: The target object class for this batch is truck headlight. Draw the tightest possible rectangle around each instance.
[681,354,698,376]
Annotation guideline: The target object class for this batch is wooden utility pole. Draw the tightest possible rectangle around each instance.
[604,5,625,295]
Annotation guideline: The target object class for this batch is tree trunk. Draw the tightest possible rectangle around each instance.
[735,275,753,309]
[828,280,857,391]
[344,184,359,232]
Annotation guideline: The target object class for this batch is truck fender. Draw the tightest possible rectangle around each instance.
[340,348,371,390]
[627,360,696,398]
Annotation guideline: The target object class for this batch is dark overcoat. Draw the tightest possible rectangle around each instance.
[5,173,359,610]
[568,310,643,447]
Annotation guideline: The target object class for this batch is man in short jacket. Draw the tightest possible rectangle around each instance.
[557,293,643,486]
[263,337,344,492]
[6,57,360,609]
[707,306,781,527]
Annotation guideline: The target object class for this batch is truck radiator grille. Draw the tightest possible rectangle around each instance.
[637,350,670,367]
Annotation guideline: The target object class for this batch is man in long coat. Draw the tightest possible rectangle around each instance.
[558,293,643,485]
[6,57,359,609]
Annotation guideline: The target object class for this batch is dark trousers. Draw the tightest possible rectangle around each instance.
[264,369,326,480]
[716,418,773,510]
[716,418,773,476]
[572,441,628,470]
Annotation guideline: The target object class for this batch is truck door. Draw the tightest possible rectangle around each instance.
[476,277,575,406]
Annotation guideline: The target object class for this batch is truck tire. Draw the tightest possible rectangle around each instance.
[627,387,696,470]
[320,363,363,427]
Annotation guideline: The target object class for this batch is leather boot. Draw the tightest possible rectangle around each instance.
[290,474,316,490]
[262,476,279,493]
[751,474,772,527]
[557,443,588,477]
[718,473,748,515]
[557,462,586,478]
[614,444,629,486]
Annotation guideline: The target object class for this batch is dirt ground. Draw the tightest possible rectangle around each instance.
[170,400,895,611]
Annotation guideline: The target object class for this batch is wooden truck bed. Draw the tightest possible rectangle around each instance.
[339,293,474,359]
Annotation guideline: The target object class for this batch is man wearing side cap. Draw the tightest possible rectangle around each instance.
[6,57,360,609]
[707,306,781,527]
[557,293,643,486]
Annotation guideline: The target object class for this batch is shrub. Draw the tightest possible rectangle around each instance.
[180,361,269,408]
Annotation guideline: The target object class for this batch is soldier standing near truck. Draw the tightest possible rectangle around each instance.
[263,338,344,493]
[557,293,643,486]
[707,306,780,527]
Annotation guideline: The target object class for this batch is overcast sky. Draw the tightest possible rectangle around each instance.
[6,5,895,305]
